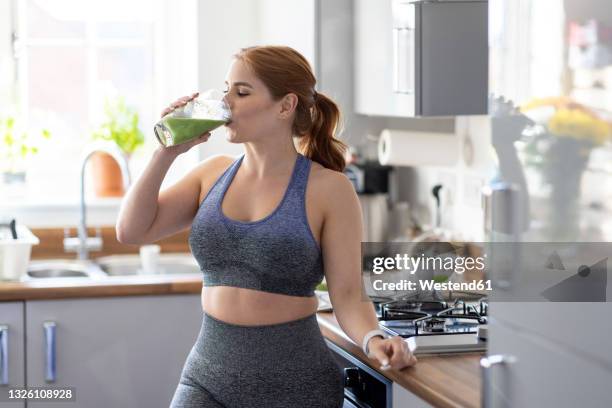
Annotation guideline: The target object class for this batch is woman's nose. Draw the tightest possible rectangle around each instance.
[222,94,232,108]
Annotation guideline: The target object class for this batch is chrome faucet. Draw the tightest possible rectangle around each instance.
[63,143,131,260]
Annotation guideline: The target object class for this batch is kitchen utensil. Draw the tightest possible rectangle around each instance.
[0,222,40,281]
[0,219,17,239]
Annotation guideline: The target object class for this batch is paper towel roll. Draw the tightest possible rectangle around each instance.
[377,129,458,167]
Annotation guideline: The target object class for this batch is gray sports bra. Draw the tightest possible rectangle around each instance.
[189,153,323,297]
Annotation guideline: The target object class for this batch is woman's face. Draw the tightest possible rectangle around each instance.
[222,59,290,144]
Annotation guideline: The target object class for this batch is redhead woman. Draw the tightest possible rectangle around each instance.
[116,46,416,408]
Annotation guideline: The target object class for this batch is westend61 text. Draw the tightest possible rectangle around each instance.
[372,279,493,292]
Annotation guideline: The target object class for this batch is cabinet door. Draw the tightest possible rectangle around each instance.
[25,295,202,408]
[0,302,25,408]
[354,0,414,117]
[485,319,612,407]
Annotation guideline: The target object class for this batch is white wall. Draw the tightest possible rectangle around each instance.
[257,0,316,64]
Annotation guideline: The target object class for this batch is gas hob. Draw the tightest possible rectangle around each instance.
[372,297,488,354]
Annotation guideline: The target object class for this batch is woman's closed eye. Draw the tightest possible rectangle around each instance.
[223,89,249,97]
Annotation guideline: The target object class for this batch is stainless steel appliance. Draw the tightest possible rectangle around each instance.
[326,339,393,408]
[373,296,488,354]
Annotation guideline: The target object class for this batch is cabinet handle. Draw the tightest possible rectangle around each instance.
[393,28,415,95]
[44,321,56,383]
[480,354,517,408]
[0,324,8,385]
[392,0,415,95]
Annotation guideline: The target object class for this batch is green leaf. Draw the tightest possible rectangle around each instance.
[91,96,144,154]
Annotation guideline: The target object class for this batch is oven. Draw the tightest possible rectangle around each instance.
[325,339,392,408]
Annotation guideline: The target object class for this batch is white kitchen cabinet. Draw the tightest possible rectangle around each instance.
[490,302,612,368]
[0,302,26,408]
[25,294,202,408]
[354,0,488,117]
[392,383,432,407]
[485,319,612,407]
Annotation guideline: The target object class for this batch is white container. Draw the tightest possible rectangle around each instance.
[139,244,161,274]
[0,225,40,281]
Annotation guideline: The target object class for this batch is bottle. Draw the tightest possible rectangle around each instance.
[153,89,232,147]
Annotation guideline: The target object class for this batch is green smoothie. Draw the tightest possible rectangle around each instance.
[162,117,227,145]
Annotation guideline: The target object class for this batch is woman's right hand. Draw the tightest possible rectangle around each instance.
[158,92,211,156]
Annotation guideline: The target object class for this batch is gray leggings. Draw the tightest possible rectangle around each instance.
[169,312,344,408]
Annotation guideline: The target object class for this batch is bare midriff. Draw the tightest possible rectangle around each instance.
[201,286,319,326]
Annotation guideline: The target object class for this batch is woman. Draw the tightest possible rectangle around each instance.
[116,45,416,408]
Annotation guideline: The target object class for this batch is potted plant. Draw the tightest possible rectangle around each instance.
[0,115,51,184]
[90,97,144,197]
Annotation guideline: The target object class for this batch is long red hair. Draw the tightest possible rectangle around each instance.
[234,46,347,172]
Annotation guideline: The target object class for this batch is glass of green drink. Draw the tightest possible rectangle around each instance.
[154,89,232,147]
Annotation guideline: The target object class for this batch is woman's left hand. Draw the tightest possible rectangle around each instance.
[367,336,417,371]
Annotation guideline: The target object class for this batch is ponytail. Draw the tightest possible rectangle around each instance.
[297,92,347,172]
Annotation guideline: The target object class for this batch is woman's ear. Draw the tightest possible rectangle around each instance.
[278,93,299,119]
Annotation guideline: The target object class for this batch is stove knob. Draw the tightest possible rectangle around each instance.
[343,367,362,388]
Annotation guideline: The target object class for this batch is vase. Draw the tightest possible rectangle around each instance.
[541,136,592,239]
[90,152,127,197]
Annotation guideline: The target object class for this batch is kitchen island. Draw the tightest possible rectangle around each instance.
[0,277,481,407]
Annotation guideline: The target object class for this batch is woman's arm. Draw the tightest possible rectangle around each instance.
[321,172,417,370]
[116,93,211,244]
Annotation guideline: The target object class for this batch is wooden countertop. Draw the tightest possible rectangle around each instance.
[317,312,482,408]
[0,275,203,301]
[0,277,481,407]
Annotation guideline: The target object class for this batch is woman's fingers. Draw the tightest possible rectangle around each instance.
[370,337,417,371]
[387,337,404,367]
[369,345,391,370]
[389,337,417,369]
[161,92,200,117]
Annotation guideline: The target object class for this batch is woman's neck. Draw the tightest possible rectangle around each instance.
[241,137,299,178]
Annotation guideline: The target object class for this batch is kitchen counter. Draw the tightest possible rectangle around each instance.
[317,312,482,408]
[0,274,202,301]
[0,278,481,407]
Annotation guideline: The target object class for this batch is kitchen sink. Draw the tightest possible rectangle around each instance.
[96,253,200,276]
[26,260,107,280]
[23,253,200,281]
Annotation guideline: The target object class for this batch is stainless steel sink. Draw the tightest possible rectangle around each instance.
[96,253,200,276]
[24,253,199,281]
[26,260,107,280]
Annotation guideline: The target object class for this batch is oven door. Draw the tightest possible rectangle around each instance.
[343,397,365,408]
[326,339,393,408]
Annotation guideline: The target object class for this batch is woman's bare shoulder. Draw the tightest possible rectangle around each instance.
[308,161,356,204]
[195,154,237,201]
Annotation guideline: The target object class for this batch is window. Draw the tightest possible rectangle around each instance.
[3,0,198,202]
